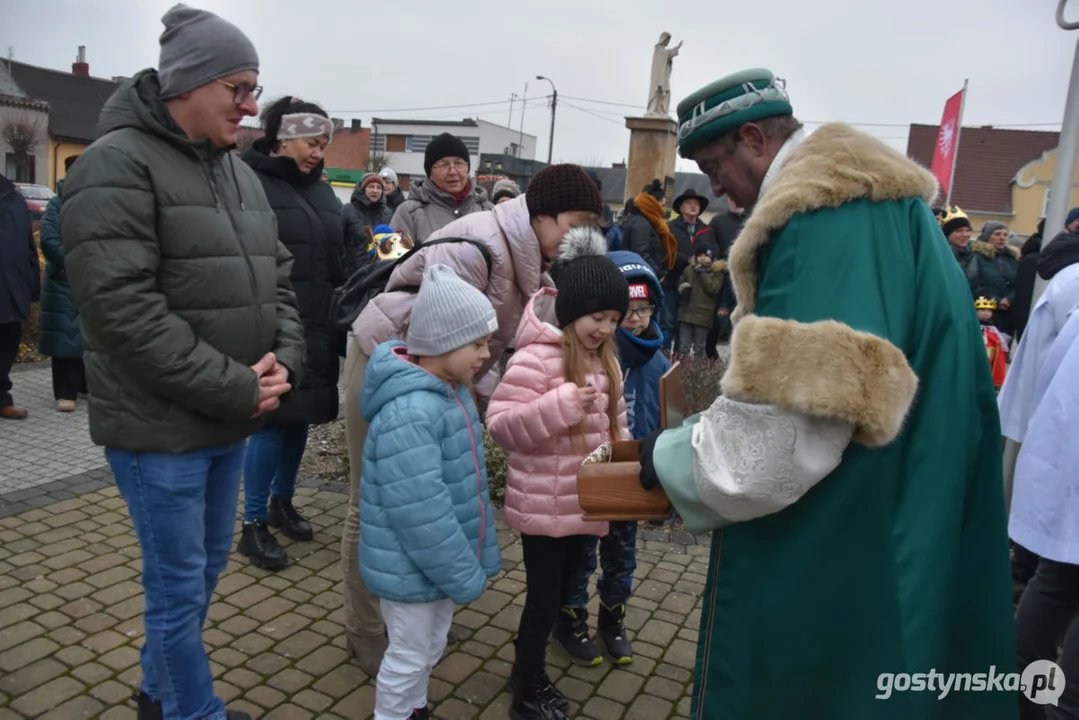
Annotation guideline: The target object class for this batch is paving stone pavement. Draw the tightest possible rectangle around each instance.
[0,366,103,495]
[0,484,706,719]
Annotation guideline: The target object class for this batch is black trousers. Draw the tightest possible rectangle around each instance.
[515,533,594,677]
[0,322,21,409]
[1016,558,1079,719]
[51,357,86,401]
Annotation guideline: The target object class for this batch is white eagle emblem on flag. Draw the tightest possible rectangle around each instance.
[938,120,956,157]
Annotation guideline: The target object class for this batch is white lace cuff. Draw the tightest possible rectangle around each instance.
[690,396,854,523]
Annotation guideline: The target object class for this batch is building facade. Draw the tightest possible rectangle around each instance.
[907,123,1074,236]
[2,51,120,189]
[370,117,536,190]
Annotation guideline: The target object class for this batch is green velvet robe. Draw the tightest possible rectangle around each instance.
[654,124,1016,720]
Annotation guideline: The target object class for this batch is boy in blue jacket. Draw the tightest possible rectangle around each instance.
[554,250,670,667]
[360,264,502,720]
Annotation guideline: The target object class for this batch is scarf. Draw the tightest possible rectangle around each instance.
[634,192,678,270]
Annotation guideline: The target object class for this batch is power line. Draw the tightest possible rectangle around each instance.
[566,95,1061,129]
[563,94,644,110]
[562,101,626,126]
[328,96,548,116]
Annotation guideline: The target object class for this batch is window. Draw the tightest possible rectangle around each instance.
[1042,187,1052,217]
[4,152,36,183]
[404,135,480,156]
[407,135,431,153]
[369,134,385,152]
[386,135,406,152]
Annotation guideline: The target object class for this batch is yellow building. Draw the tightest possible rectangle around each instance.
[1013,149,1079,234]
[2,52,119,189]
[908,124,1068,238]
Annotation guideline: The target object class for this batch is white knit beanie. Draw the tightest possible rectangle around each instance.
[407,264,497,357]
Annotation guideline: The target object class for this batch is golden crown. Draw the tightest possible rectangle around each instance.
[975,296,998,310]
[939,206,969,227]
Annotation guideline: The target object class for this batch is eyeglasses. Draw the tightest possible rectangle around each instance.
[216,79,263,105]
[431,159,469,173]
[627,306,656,319]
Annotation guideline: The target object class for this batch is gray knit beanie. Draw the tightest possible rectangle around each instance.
[158,4,260,100]
[408,264,498,357]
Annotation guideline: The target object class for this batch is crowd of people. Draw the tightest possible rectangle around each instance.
[2,3,1079,720]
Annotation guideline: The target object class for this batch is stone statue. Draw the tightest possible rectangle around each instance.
[646,32,682,117]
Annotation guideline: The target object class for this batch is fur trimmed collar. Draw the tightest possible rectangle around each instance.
[972,240,1019,261]
[729,123,939,321]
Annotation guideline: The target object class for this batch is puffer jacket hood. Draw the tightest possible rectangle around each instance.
[359,340,501,605]
[486,288,628,538]
[98,69,221,159]
[1038,231,1079,280]
[353,194,542,390]
[361,340,457,420]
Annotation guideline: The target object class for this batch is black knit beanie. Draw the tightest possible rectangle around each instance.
[526,164,604,219]
[550,227,629,328]
[424,133,470,176]
[942,215,972,237]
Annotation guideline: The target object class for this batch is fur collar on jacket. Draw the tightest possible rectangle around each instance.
[972,240,1019,261]
[729,123,938,322]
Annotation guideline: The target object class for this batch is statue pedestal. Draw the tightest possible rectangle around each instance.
[624,116,678,204]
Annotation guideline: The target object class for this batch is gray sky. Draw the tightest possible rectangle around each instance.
[2,0,1074,172]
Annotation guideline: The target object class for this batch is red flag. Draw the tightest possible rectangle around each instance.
[930,89,964,198]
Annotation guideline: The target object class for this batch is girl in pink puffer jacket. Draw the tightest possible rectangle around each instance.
[486,227,629,720]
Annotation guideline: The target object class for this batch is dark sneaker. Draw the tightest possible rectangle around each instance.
[551,607,603,666]
[225,712,252,720]
[133,692,162,720]
[237,521,288,570]
[409,707,431,720]
[509,669,569,720]
[597,603,633,665]
[267,496,313,541]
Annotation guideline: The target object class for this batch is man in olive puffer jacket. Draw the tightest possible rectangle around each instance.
[60,5,305,720]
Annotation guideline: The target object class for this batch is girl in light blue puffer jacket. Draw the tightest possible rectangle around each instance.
[359,263,501,720]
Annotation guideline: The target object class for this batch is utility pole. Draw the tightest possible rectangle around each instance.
[508,93,517,129]
[517,82,528,159]
[537,75,557,164]
[1003,0,1079,513]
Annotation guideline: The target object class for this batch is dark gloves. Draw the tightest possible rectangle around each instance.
[639,429,663,491]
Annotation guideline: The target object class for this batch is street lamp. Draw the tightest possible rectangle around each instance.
[536,75,557,165]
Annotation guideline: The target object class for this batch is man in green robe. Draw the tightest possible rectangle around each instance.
[639,70,1016,719]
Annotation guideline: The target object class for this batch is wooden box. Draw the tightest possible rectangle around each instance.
[576,363,685,521]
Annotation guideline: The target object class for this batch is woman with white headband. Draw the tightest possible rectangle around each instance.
[238,96,346,570]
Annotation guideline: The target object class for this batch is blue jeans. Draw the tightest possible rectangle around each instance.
[242,424,309,522]
[563,521,638,609]
[659,289,680,352]
[106,442,246,720]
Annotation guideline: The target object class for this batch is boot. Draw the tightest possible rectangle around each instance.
[348,631,389,678]
[597,602,633,665]
[550,607,602,666]
[132,692,162,720]
[409,707,430,720]
[237,521,288,570]
[0,406,28,419]
[226,712,252,720]
[509,667,569,720]
[267,496,313,541]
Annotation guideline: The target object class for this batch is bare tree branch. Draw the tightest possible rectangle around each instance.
[0,112,46,182]
[366,151,391,173]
